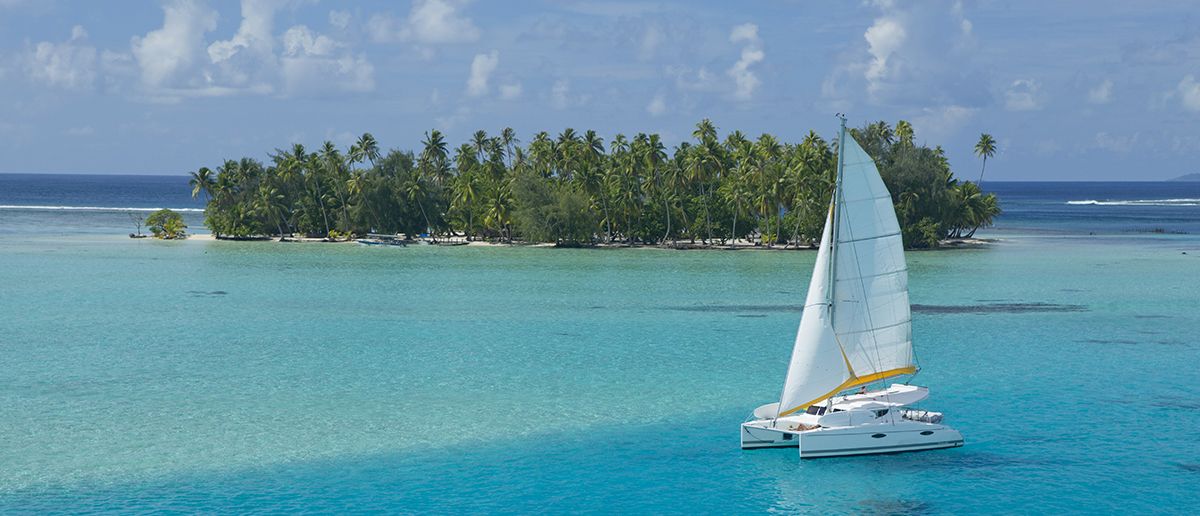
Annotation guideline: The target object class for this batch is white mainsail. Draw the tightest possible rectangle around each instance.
[777,123,915,417]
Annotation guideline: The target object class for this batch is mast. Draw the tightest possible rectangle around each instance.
[828,115,848,311]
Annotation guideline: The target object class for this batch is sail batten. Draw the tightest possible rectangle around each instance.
[777,120,914,417]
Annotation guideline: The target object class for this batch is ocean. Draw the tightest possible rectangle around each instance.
[1,174,1197,513]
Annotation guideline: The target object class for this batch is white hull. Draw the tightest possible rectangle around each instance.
[741,416,963,458]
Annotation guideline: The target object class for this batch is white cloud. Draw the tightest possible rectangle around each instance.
[283,25,339,57]
[435,105,470,131]
[1088,79,1113,104]
[639,25,663,61]
[499,82,522,100]
[730,22,758,44]
[281,53,374,95]
[329,10,351,30]
[911,104,976,143]
[127,0,371,98]
[667,64,720,93]
[65,126,95,136]
[1004,78,1043,111]
[1093,131,1139,153]
[280,25,372,95]
[207,0,281,63]
[131,0,218,88]
[551,79,570,109]
[25,25,96,89]
[1178,75,1200,111]
[826,1,981,108]
[864,18,905,92]
[466,50,498,97]
[646,93,666,116]
[727,22,763,101]
[368,0,480,44]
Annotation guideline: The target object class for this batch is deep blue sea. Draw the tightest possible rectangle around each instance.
[1,174,1198,513]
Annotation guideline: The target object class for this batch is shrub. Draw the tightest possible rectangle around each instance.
[145,209,187,239]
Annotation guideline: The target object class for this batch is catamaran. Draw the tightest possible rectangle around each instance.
[740,116,963,458]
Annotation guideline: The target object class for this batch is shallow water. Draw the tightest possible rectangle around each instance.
[2,177,1199,512]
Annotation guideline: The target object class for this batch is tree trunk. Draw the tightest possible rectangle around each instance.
[731,210,738,248]
[663,197,672,245]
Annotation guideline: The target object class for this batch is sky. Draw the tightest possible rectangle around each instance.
[0,0,1198,180]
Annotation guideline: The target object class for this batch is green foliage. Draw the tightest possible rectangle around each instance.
[511,171,598,245]
[195,122,998,249]
[145,209,187,239]
[852,121,1002,248]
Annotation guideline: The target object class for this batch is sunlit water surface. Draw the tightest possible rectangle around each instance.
[1,177,1198,513]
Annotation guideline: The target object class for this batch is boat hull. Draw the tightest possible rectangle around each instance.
[740,421,800,449]
[741,419,962,458]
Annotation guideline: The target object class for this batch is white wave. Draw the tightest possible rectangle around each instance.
[1066,198,1200,207]
[0,205,205,213]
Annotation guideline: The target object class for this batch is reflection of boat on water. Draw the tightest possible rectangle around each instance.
[739,116,962,459]
[356,233,407,247]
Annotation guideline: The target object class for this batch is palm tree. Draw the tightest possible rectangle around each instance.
[422,130,449,163]
[500,127,518,166]
[471,130,489,163]
[356,133,380,167]
[255,185,288,241]
[450,171,479,238]
[642,133,669,243]
[895,120,914,147]
[693,118,718,145]
[403,168,433,235]
[974,133,997,184]
[189,167,215,201]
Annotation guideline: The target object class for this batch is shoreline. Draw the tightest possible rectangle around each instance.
[177,233,995,250]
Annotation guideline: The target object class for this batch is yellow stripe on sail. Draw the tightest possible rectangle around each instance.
[777,366,918,417]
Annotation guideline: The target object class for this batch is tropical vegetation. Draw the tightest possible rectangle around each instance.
[190,120,999,249]
[145,209,187,239]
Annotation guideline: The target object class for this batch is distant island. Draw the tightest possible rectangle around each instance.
[1169,173,1200,182]
[188,120,1000,249]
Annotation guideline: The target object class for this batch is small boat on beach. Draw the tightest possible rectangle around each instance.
[740,116,963,458]
[356,233,408,247]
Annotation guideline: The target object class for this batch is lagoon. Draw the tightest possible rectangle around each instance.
[1,178,1199,512]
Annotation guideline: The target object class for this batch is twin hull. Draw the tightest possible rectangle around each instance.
[740,419,963,458]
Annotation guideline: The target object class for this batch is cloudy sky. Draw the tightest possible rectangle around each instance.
[1,0,1197,180]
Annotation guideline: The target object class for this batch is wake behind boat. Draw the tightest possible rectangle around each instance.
[740,116,963,458]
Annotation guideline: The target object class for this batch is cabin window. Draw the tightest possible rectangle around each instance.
[806,406,820,415]
[783,433,794,440]
[920,430,934,436]
[873,409,890,418]
[871,433,886,439]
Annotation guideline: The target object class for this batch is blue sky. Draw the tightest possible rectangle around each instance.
[0,0,1197,180]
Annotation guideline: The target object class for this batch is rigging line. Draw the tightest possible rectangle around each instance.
[838,231,902,244]
[834,267,908,283]
[836,318,911,336]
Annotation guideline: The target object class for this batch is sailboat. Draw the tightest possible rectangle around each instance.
[740,116,963,458]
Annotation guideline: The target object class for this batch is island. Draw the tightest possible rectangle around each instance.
[1169,173,1200,182]
[189,120,1000,249]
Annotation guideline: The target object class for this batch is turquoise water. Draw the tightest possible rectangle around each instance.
[2,177,1200,513]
